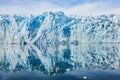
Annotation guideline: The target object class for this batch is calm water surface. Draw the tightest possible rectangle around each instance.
[0,43,120,75]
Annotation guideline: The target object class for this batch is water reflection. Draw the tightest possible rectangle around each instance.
[0,43,120,75]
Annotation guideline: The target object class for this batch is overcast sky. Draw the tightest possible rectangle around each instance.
[0,0,120,15]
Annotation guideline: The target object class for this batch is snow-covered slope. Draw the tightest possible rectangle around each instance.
[0,12,120,44]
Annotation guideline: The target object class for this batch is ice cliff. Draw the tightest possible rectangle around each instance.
[0,12,120,44]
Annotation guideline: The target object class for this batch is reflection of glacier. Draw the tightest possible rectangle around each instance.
[0,12,120,44]
[0,43,120,75]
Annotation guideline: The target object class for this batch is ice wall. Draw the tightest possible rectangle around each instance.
[0,12,120,44]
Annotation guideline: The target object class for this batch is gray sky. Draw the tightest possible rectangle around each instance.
[0,0,120,15]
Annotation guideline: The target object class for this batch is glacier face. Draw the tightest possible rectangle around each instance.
[0,12,120,44]
[0,12,120,75]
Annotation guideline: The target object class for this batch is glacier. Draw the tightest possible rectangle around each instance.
[0,12,120,44]
[0,12,120,75]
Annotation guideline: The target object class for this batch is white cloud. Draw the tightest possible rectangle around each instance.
[0,1,120,16]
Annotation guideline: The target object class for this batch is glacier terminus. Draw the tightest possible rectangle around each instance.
[0,12,120,44]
